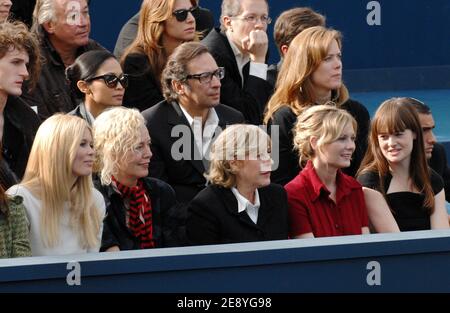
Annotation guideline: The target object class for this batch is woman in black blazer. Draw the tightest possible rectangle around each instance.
[187,124,289,245]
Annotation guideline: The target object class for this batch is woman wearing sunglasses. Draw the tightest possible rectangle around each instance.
[121,0,199,111]
[66,50,128,125]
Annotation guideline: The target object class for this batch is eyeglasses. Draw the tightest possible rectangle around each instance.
[185,67,225,84]
[172,5,198,22]
[233,14,272,25]
[85,73,129,89]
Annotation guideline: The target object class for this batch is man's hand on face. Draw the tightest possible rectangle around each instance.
[241,29,268,63]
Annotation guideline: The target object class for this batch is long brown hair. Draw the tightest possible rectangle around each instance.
[121,0,198,88]
[264,26,349,124]
[357,98,435,213]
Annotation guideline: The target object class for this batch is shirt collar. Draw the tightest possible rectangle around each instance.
[231,187,260,213]
[179,105,219,129]
[303,160,361,202]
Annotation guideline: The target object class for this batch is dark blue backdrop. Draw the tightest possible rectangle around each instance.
[89,0,450,91]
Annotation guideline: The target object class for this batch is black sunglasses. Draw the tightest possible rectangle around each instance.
[172,5,198,22]
[85,73,129,89]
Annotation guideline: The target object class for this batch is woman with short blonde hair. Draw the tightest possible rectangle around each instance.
[264,26,369,185]
[7,114,105,256]
[187,124,289,245]
[93,107,180,250]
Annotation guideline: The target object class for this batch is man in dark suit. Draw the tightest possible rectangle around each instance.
[113,2,214,59]
[142,42,244,209]
[201,0,272,125]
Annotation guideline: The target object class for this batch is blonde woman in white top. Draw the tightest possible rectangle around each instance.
[7,114,105,256]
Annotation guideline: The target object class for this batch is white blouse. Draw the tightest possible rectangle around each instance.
[6,185,105,256]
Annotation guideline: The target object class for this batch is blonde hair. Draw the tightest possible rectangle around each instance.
[122,0,199,88]
[293,105,356,166]
[21,114,101,249]
[264,26,349,124]
[206,124,271,188]
[93,107,148,185]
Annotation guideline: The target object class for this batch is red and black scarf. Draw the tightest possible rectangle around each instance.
[113,177,155,249]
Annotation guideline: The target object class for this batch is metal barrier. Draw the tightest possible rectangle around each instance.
[1,230,450,292]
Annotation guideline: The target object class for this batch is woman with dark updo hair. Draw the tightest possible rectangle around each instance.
[66,50,127,125]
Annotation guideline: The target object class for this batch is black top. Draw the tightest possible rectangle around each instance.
[122,52,164,111]
[268,99,370,185]
[187,184,289,245]
[429,142,450,202]
[3,96,41,181]
[357,169,444,231]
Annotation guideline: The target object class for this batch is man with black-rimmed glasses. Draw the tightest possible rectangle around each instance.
[142,42,244,245]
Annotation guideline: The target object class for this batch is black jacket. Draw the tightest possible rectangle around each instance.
[21,27,104,120]
[142,100,244,204]
[267,61,281,89]
[122,52,164,112]
[187,184,289,245]
[429,142,450,201]
[3,96,41,182]
[201,28,272,125]
[95,177,183,250]
[268,99,370,185]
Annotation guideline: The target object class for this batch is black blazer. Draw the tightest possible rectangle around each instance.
[142,100,245,205]
[429,142,450,201]
[268,99,370,185]
[201,28,272,125]
[96,177,183,250]
[187,184,289,245]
